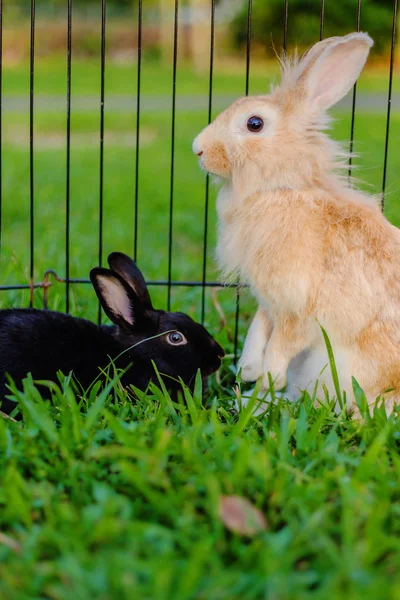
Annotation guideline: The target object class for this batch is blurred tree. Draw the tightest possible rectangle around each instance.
[232,0,394,56]
[12,0,135,12]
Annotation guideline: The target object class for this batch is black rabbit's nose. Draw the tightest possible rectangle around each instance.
[216,345,225,359]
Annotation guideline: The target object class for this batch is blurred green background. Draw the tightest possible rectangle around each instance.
[1,0,399,356]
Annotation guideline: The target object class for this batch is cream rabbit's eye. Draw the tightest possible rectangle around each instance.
[247,116,264,132]
[167,331,187,346]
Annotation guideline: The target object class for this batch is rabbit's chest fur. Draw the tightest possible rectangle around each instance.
[216,187,323,317]
[216,185,400,340]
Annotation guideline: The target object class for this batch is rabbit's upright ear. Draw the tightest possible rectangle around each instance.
[107,252,153,310]
[296,32,373,112]
[90,268,142,328]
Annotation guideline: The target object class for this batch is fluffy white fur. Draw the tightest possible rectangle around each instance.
[192,32,400,416]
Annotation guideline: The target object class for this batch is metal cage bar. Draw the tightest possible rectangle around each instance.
[98,0,107,323]
[167,0,179,311]
[134,0,143,262]
[382,0,399,209]
[200,0,215,324]
[348,0,362,178]
[283,0,289,53]
[0,279,239,292]
[0,278,236,292]
[233,0,253,362]
[319,0,325,41]
[65,0,72,312]
[29,0,36,307]
[0,0,2,255]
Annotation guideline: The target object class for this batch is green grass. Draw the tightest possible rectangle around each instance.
[0,375,399,599]
[2,56,399,98]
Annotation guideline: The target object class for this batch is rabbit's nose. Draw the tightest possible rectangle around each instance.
[192,134,203,155]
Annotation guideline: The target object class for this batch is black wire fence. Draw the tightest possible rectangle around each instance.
[0,0,398,361]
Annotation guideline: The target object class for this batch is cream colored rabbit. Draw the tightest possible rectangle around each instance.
[192,32,400,415]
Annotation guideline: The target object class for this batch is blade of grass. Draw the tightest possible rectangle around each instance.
[320,324,344,411]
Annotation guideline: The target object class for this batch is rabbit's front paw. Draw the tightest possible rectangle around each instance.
[262,371,287,391]
[237,353,264,382]
[262,358,288,391]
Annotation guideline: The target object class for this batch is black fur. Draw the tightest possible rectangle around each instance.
[0,253,224,416]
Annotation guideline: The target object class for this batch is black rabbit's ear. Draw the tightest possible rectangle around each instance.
[107,252,153,310]
[90,267,141,329]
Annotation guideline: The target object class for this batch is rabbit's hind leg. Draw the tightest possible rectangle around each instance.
[262,315,314,392]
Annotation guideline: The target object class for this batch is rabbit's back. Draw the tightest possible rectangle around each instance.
[0,309,118,411]
[218,187,400,318]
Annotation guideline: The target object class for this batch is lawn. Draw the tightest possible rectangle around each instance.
[0,54,400,599]
[0,375,400,599]
[3,55,400,97]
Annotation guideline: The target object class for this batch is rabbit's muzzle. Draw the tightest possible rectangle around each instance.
[202,342,225,377]
[193,130,230,178]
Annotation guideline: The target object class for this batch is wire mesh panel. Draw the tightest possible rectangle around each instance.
[0,0,2,252]
[0,0,398,363]
[29,0,35,307]
[65,0,72,312]
[382,0,399,208]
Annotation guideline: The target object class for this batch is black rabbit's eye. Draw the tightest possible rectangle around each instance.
[247,116,264,132]
[167,331,187,346]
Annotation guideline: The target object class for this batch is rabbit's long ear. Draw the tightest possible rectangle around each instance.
[90,268,141,328]
[296,32,373,112]
[107,252,153,310]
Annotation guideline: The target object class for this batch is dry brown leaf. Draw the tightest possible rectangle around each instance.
[0,532,22,554]
[219,495,267,536]
[0,411,17,422]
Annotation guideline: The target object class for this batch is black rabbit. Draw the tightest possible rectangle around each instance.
[0,252,224,416]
